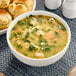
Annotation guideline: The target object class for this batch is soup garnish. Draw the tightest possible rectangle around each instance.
[10,15,68,59]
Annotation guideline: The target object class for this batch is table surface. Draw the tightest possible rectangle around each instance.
[0,0,76,76]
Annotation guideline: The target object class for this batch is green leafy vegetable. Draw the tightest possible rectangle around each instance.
[29,24,33,27]
[61,27,66,31]
[29,15,34,17]
[17,21,25,25]
[24,40,31,43]
[32,28,39,33]
[40,44,51,51]
[17,44,22,49]
[17,18,32,28]
[17,32,23,35]
[29,44,35,51]
[58,25,66,31]
[13,33,17,37]
[55,31,58,35]
[39,39,47,43]
[25,32,30,38]
[44,45,51,51]
[49,22,52,24]
[39,34,43,38]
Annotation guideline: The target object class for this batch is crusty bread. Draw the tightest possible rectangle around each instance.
[13,0,27,4]
[13,0,33,11]
[0,0,33,30]
[0,0,10,8]
[25,0,33,11]
[0,9,12,30]
[8,4,27,18]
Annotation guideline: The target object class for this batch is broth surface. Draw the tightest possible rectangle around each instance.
[10,15,68,59]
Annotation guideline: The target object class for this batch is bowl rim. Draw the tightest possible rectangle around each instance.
[0,0,36,35]
[7,10,71,61]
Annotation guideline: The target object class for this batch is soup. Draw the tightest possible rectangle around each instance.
[10,15,68,59]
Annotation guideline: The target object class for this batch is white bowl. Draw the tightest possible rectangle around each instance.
[7,11,71,67]
[0,0,36,35]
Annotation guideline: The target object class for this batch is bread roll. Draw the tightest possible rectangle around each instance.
[13,0,33,11]
[25,0,33,11]
[13,0,26,4]
[0,0,10,8]
[0,9,12,30]
[8,4,28,18]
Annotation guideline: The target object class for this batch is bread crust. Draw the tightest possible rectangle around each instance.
[8,4,27,18]
[0,0,34,30]
[13,0,33,11]
[0,9,12,30]
[0,0,10,8]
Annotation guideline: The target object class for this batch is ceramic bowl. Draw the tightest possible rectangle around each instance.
[7,11,71,67]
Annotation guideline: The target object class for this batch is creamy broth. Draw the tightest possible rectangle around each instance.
[10,15,68,59]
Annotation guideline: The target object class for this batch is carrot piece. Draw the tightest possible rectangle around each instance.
[49,37,54,39]
[45,34,54,39]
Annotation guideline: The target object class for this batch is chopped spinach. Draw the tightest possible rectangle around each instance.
[24,18,30,25]
[17,32,23,35]
[17,44,22,49]
[21,38,25,41]
[61,27,66,31]
[32,28,39,33]
[24,40,31,43]
[40,44,51,51]
[39,34,43,38]
[49,22,52,24]
[55,31,59,36]
[29,24,33,27]
[29,44,35,51]
[31,18,34,20]
[17,19,32,28]
[44,45,51,51]
[25,32,30,38]
[39,39,47,43]
[29,15,34,17]
[58,25,66,31]
[24,18,28,22]
[13,33,17,37]
[39,39,47,47]
[17,21,25,25]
